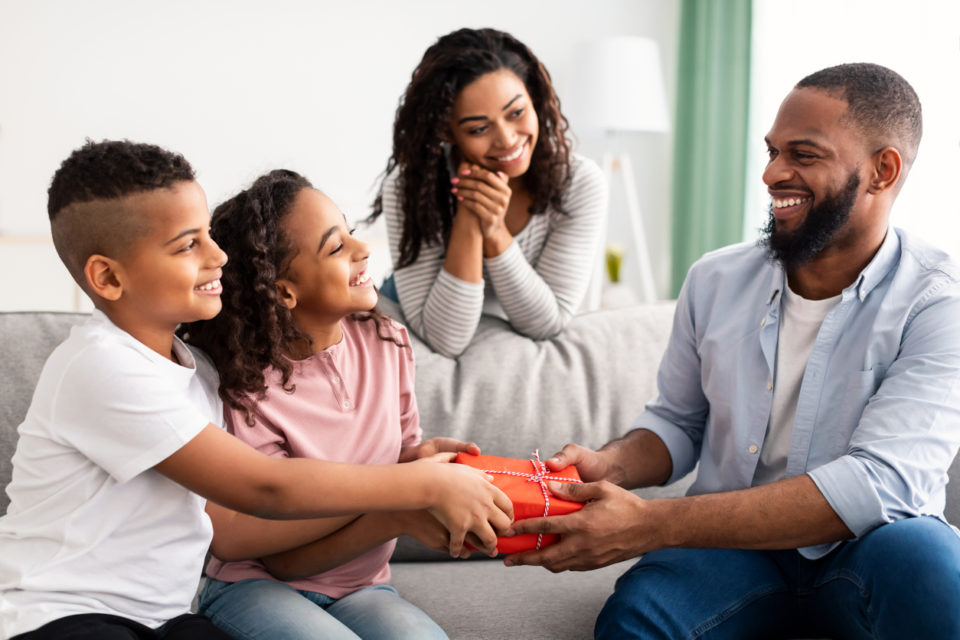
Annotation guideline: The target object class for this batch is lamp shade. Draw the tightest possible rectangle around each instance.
[567,36,670,134]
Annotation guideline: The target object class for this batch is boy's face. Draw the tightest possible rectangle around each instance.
[113,181,227,339]
[278,188,377,326]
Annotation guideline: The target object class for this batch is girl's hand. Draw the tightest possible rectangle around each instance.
[398,438,481,463]
[451,163,513,251]
[390,509,479,559]
[412,453,514,557]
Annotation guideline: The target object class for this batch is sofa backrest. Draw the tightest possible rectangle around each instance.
[2,312,91,513]
[3,309,960,530]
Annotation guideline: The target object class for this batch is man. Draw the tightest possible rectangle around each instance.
[504,63,960,639]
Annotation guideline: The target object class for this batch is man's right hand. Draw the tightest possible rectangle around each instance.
[543,443,613,483]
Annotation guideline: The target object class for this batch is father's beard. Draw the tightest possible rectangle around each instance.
[761,172,860,271]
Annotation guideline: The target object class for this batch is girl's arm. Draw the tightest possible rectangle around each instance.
[260,509,460,581]
[153,424,513,557]
[203,502,357,562]
[382,169,484,357]
[480,156,608,339]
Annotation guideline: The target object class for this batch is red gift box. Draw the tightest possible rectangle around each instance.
[456,451,583,554]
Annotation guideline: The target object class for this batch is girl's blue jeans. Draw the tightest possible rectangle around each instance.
[596,516,960,639]
[197,577,447,640]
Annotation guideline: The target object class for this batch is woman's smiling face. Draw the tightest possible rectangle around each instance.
[449,69,539,179]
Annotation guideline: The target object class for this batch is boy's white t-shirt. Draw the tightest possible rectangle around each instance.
[0,310,222,637]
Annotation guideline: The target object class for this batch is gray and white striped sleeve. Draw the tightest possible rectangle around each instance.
[382,170,484,357]
[484,155,607,339]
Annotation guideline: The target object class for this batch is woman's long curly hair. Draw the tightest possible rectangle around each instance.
[179,169,404,424]
[368,27,573,269]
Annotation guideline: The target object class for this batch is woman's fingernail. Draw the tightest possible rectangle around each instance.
[450,187,458,194]
[450,177,459,184]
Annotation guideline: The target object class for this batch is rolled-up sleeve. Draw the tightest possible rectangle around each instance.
[808,287,960,537]
[632,267,709,484]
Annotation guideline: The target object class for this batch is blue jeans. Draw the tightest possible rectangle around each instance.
[596,516,960,639]
[197,578,448,640]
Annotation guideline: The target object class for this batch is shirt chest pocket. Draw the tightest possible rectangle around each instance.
[815,365,886,452]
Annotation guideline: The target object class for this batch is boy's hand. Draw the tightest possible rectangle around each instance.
[413,454,514,557]
[398,438,481,463]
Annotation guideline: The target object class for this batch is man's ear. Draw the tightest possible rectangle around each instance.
[867,146,903,194]
[83,254,123,302]
[276,279,297,310]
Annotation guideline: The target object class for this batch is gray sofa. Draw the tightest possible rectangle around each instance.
[3,302,958,640]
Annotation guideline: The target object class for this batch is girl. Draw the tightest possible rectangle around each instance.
[180,170,492,640]
[371,27,608,357]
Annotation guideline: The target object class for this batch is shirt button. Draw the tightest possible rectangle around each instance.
[331,376,340,384]
[760,317,766,327]
[766,381,773,390]
[748,445,759,454]
[342,400,352,409]
[859,290,866,301]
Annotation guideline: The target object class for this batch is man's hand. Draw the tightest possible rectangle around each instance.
[503,480,652,572]
[542,443,615,483]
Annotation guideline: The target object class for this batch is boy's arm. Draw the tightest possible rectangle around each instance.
[154,424,513,557]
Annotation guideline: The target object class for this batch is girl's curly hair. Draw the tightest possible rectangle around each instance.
[179,169,404,424]
[368,27,573,269]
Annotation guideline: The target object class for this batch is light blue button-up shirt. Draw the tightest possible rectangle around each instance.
[635,227,960,558]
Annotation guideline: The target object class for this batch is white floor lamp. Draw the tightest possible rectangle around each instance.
[569,37,670,305]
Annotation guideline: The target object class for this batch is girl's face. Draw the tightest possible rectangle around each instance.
[449,68,539,180]
[276,188,377,326]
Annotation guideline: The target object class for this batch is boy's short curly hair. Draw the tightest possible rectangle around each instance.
[47,139,196,290]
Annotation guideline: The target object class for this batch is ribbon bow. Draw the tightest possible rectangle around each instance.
[480,450,583,550]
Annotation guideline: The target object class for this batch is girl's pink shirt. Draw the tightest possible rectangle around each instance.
[205,315,420,598]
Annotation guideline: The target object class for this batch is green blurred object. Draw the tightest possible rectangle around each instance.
[605,244,625,283]
[670,0,752,296]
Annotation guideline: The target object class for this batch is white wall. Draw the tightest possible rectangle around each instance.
[0,0,679,311]
[745,0,960,257]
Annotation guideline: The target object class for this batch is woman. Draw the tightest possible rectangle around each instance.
[371,28,608,357]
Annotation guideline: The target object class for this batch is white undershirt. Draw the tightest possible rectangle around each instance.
[752,284,841,486]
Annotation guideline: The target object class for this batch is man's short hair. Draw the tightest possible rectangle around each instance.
[47,140,196,289]
[797,63,922,169]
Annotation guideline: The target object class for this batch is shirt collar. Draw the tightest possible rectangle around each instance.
[845,226,900,302]
[764,226,900,307]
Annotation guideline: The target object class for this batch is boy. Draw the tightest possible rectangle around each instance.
[0,140,512,640]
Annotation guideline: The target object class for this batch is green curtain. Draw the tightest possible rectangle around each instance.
[669,0,752,296]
